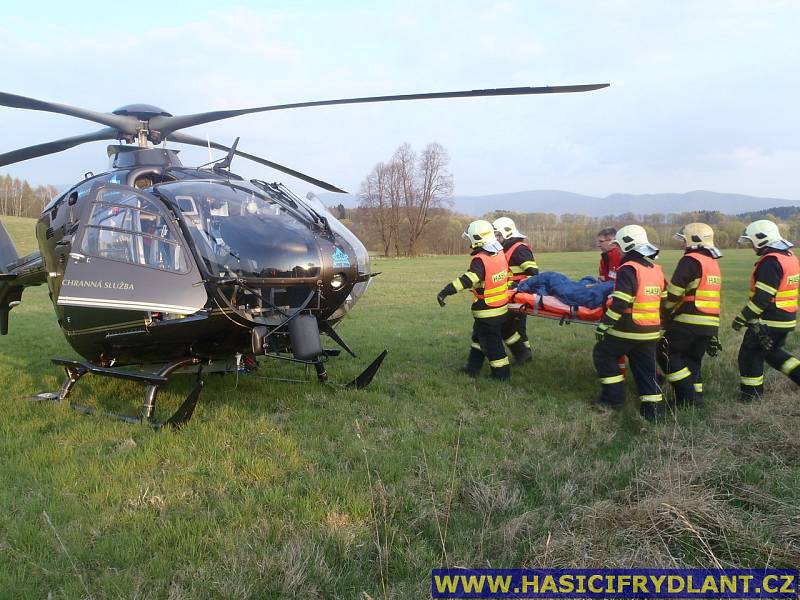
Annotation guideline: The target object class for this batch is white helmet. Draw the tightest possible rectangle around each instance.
[463,219,503,252]
[492,216,524,241]
[613,224,659,258]
[738,219,793,251]
[674,222,722,258]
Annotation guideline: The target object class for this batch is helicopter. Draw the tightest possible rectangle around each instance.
[0,83,609,428]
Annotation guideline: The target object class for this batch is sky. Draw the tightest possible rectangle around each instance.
[1,0,798,200]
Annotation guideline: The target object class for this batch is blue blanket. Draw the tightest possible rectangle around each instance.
[516,272,614,309]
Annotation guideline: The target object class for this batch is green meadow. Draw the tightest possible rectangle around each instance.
[1,215,798,598]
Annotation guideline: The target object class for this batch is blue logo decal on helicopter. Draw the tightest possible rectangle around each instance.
[332,247,351,268]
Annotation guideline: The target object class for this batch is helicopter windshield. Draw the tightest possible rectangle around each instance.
[155,181,321,279]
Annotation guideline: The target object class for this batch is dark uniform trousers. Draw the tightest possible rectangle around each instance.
[501,312,531,360]
[593,336,661,408]
[738,327,800,400]
[657,326,712,406]
[466,315,511,380]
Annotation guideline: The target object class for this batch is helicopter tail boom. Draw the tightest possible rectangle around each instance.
[1,221,47,334]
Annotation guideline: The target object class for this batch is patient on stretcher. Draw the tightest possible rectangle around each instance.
[516,272,614,308]
[511,272,615,323]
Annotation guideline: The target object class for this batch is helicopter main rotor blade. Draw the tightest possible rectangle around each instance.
[0,128,120,168]
[0,91,136,133]
[151,83,610,136]
[168,132,347,193]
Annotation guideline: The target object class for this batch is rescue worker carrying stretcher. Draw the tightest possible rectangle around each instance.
[658,223,723,408]
[733,220,800,401]
[493,216,538,363]
[437,220,511,380]
[593,225,666,422]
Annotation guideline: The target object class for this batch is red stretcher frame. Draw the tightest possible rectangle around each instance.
[508,291,604,326]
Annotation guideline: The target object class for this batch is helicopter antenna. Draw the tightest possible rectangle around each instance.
[213,137,240,173]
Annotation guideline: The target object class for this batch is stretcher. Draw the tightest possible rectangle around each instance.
[508,291,604,325]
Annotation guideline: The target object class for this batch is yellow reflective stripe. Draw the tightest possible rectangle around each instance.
[693,382,703,392]
[694,301,720,309]
[465,271,480,284]
[775,289,797,298]
[673,314,720,326]
[746,300,764,314]
[519,260,538,271]
[781,357,800,375]
[600,374,625,384]
[470,342,482,350]
[755,281,778,295]
[695,290,720,298]
[634,301,661,309]
[504,332,522,345]
[522,340,531,349]
[611,290,634,303]
[605,309,622,321]
[740,375,764,386]
[509,266,524,273]
[664,300,678,310]
[640,394,663,403]
[452,278,464,292]
[685,278,700,291]
[606,329,661,340]
[761,319,796,328]
[666,282,685,296]
[472,306,509,318]
[666,367,692,382]
[489,356,510,368]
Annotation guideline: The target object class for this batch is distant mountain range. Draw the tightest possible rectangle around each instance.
[319,190,800,218]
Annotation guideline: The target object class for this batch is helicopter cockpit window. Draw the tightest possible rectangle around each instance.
[155,181,321,279]
[80,188,189,273]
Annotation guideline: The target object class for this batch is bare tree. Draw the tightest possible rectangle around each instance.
[407,142,453,256]
[359,162,396,257]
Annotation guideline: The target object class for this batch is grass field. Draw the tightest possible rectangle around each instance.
[1,215,799,598]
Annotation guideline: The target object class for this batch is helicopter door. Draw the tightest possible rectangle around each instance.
[58,185,207,315]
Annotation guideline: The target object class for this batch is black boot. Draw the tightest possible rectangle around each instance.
[640,401,665,423]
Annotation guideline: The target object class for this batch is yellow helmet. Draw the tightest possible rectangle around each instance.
[492,216,524,241]
[674,222,721,257]
[463,219,502,252]
[738,219,793,250]
[613,224,659,257]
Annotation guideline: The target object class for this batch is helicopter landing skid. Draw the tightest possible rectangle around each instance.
[29,357,203,430]
[257,349,388,389]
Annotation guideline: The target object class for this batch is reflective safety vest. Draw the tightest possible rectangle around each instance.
[504,240,533,282]
[752,251,799,314]
[470,252,509,315]
[622,261,665,326]
[673,251,721,327]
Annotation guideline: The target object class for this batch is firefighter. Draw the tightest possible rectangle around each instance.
[437,220,511,380]
[733,220,800,401]
[593,225,666,422]
[493,216,538,363]
[658,223,723,408]
[597,227,622,282]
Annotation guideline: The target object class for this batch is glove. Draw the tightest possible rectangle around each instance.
[595,323,610,342]
[706,335,722,357]
[732,315,747,331]
[754,323,775,351]
[436,291,447,307]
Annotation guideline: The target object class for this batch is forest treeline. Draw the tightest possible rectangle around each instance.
[338,206,800,256]
[0,174,59,219]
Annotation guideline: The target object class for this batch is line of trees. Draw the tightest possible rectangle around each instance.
[0,174,59,218]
